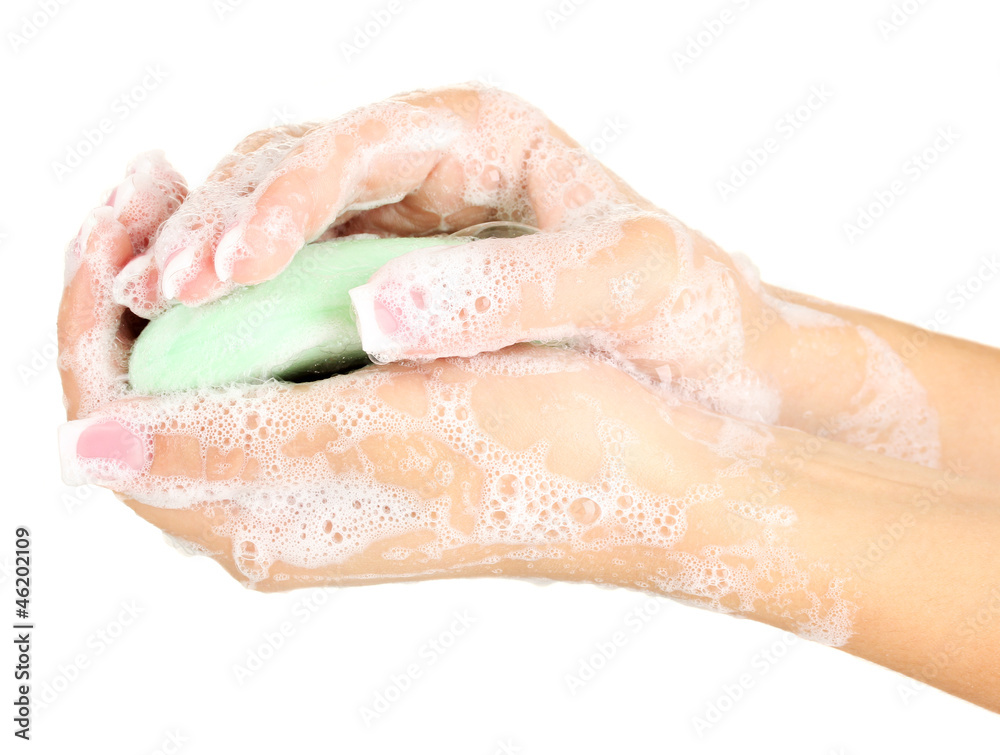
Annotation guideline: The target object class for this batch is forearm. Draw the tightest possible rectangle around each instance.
[753,284,1000,481]
[784,438,1000,712]
[602,427,1000,713]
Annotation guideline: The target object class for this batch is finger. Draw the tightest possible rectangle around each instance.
[53,345,609,588]
[150,84,647,308]
[59,157,187,418]
[58,208,135,421]
[56,368,376,493]
[314,89,649,239]
[109,125,316,314]
[54,363,432,584]
[332,177,498,238]
[107,151,189,317]
[132,112,449,308]
[115,149,187,250]
[206,103,463,288]
[348,212,683,364]
[111,129,312,316]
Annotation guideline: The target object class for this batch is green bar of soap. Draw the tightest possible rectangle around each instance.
[128,235,469,394]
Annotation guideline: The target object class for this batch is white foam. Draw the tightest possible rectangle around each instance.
[62,346,855,645]
[66,85,961,651]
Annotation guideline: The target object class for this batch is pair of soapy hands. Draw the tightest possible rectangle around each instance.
[57,84,856,591]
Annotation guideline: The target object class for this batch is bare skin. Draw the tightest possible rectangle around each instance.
[58,84,1000,713]
[106,84,1000,481]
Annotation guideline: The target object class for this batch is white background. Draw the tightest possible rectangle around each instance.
[3,0,999,752]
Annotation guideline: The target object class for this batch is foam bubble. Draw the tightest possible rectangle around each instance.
[69,347,856,645]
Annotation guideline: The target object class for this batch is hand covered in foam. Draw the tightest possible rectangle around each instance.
[56,89,1000,712]
[110,83,775,418]
[57,173,855,644]
[108,83,940,467]
[59,149,187,420]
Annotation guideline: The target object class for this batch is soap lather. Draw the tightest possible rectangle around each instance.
[128,222,539,394]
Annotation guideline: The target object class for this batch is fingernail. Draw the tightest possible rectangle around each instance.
[161,246,197,300]
[128,149,164,176]
[112,173,155,215]
[213,224,245,282]
[112,253,154,308]
[75,206,114,259]
[654,364,673,383]
[349,284,402,359]
[58,418,146,486]
[107,175,132,211]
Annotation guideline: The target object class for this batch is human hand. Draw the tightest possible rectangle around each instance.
[60,185,858,647]
[58,149,187,421]
[55,85,1000,716]
[105,83,787,426]
[58,231,1000,710]
[110,83,940,467]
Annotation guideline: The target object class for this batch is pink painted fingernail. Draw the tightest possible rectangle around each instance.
[348,284,402,359]
[127,149,165,176]
[75,206,114,259]
[112,173,155,215]
[374,301,398,334]
[160,246,197,300]
[112,253,154,308]
[213,223,245,282]
[58,418,146,486]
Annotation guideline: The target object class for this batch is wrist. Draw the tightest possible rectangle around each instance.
[747,286,867,431]
[746,284,943,467]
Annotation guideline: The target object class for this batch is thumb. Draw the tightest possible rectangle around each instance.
[349,214,674,363]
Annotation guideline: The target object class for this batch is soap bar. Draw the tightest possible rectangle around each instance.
[128,235,469,393]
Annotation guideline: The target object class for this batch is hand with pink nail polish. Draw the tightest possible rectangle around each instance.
[55,108,1000,714]
[56,230,1000,715]
[56,152,854,642]
[55,193,862,653]
[107,84,767,424]
[104,82,976,474]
